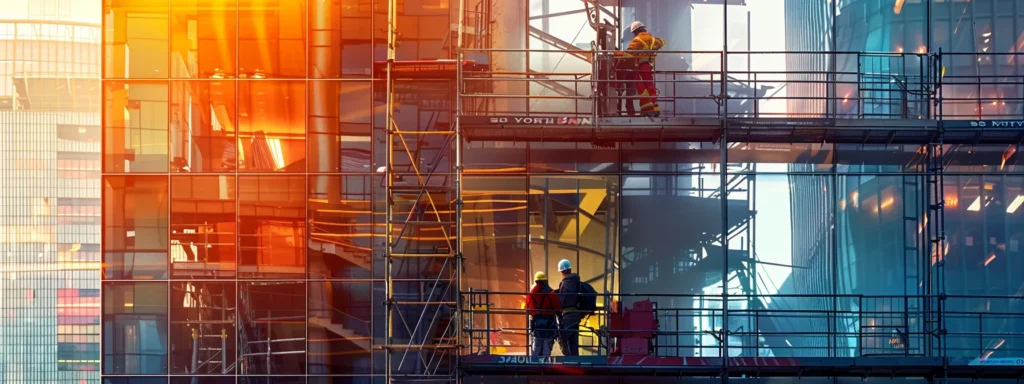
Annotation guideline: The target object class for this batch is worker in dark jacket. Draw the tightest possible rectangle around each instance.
[556,259,583,356]
[526,271,561,356]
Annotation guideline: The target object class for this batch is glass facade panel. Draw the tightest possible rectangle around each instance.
[103,81,170,173]
[307,81,373,173]
[462,176,529,354]
[168,281,237,374]
[308,0,374,78]
[307,281,372,374]
[170,175,237,278]
[102,282,169,375]
[237,80,306,172]
[169,80,238,172]
[103,0,170,79]
[103,176,169,280]
[238,0,306,79]
[237,281,306,374]
[169,0,237,79]
[308,175,373,279]
[238,175,306,278]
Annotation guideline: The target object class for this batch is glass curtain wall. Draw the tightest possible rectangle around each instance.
[100,1,1024,382]
[100,0,453,382]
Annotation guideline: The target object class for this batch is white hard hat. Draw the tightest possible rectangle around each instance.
[629,21,645,33]
[558,259,572,272]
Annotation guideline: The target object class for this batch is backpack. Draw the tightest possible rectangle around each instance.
[577,281,598,314]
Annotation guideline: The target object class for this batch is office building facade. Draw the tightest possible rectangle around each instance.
[1,0,102,382]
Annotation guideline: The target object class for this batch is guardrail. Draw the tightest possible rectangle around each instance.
[458,49,1024,121]
[462,291,1024,360]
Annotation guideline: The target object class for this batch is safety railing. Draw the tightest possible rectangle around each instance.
[461,291,1024,360]
[458,49,1024,122]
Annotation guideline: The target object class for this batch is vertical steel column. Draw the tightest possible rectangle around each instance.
[455,10,466,379]
[384,0,397,381]
[720,1,730,374]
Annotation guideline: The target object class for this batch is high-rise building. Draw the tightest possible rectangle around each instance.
[100,0,1023,383]
[0,0,101,383]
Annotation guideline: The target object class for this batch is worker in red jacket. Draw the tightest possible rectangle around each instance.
[624,21,665,117]
[526,271,561,356]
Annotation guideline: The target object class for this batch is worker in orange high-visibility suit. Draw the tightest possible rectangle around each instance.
[624,21,665,117]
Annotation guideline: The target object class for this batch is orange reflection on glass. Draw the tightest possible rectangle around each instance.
[170,0,238,79]
[308,175,373,279]
[238,175,306,278]
[239,0,307,78]
[103,176,169,280]
[237,80,306,172]
[103,0,169,79]
[103,81,169,173]
[170,176,237,278]
[170,80,238,172]
[307,81,372,173]
[308,0,373,78]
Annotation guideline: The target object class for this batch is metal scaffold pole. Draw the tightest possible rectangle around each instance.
[384,0,397,380]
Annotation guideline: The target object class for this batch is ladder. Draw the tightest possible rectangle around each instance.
[902,170,924,355]
[924,142,947,357]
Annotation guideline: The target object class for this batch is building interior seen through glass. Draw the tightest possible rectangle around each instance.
[97,0,1024,381]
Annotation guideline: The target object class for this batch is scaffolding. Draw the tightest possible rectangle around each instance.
[445,0,1024,381]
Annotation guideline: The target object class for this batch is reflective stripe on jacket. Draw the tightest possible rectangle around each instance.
[626,32,665,64]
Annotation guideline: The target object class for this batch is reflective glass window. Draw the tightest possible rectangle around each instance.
[170,0,237,79]
[307,81,373,173]
[168,281,236,374]
[308,175,373,279]
[170,80,239,172]
[103,282,169,375]
[307,281,372,374]
[237,80,306,172]
[170,175,237,278]
[103,0,169,79]
[238,175,306,278]
[103,81,170,173]
[238,0,306,78]
[238,281,306,374]
[104,176,169,280]
[308,0,373,78]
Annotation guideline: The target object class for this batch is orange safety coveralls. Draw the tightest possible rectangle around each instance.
[625,32,666,114]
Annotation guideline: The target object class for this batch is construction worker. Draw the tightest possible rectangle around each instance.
[526,271,561,356]
[555,259,583,356]
[613,51,638,116]
[624,21,665,117]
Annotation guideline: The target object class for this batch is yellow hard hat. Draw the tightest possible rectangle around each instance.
[534,271,547,282]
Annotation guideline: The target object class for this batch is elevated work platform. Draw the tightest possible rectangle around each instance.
[461,116,1024,145]
[457,49,1024,145]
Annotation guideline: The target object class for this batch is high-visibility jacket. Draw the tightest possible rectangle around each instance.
[625,32,665,64]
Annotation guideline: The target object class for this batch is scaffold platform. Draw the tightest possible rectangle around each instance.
[460,117,1024,144]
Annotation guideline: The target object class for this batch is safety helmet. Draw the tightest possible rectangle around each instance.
[534,271,547,282]
[557,259,572,272]
[629,21,645,33]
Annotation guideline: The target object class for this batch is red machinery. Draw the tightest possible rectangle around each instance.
[608,299,659,356]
